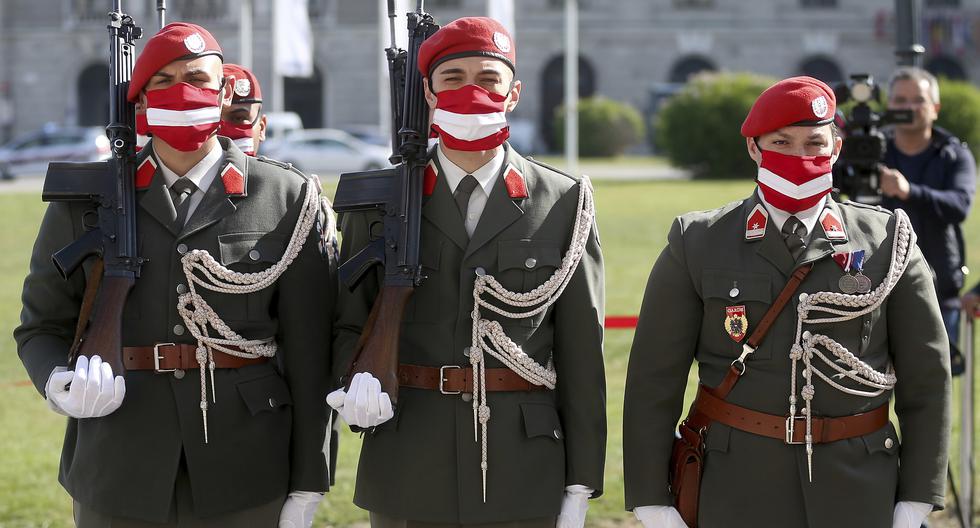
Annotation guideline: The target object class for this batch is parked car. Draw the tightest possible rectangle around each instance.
[340,124,392,150]
[0,126,110,179]
[262,128,391,176]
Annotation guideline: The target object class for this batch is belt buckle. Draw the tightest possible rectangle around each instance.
[785,416,806,445]
[439,365,462,395]
[153,343,177,373]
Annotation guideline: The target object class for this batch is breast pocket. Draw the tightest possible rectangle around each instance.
[497,240,562,327]
[217,232,288,321]
[701,270,772,360]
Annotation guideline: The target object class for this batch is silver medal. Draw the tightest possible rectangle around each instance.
[854,273,872,293]
[838,274,859,294]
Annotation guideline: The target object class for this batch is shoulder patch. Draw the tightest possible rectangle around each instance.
[136,156,156,190]
[424,160,438,196]
[220,163,246,196]
[503,163,527,199]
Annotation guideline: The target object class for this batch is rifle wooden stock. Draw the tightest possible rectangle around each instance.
[69,272,135,375]
[345,285,413,404]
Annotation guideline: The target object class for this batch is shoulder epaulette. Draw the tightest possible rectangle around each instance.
[255,155,310,180]
[524,156,582,183]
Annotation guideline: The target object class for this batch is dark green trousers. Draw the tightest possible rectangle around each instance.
[72,456,284,527]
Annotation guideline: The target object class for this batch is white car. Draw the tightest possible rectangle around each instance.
[0,126,110,180]
[262,128,391,176]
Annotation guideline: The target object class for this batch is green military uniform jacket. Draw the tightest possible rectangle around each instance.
[334,144,606,524]
[623,192,951,528]
[15,137,335,522]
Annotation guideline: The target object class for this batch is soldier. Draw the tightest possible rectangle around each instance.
[328,17,606,528]
[15,23,335,527]
[218,63,267,157]
[623,77,950,528]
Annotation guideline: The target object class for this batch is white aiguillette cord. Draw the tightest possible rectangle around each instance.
[469,175,595,501]
[176,178,323,443]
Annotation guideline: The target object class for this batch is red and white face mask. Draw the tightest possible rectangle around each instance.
[756,149,833,214]
[145,82,223,152]
[218,120,257,156]
[135,113,150,152]
[431,84,510,151]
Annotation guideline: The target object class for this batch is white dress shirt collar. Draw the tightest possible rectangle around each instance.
[157,145,224,192]
[437,145,505,196]
[756,187,826,238]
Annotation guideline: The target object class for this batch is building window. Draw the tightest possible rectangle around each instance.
[800,56,845,85]
[673,0,715,8]
[309,0,329,19]
[926,55,967,80]
[548,0,591,7]
[800,0,837,7]
[669,56,716,83]
[70,0,106,22]
[926,0,960,7]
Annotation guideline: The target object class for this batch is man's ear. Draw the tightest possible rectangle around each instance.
[220,75,235,108]
[746,136,763,165]
[830,134,843,165]
[256,114,268,142]
[423,77,437,110]
[505,79,521,112]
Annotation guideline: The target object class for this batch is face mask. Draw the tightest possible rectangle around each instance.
[135,113,149,152]
[219,121,257,156]
[145,82,223,152]
[756,149,833,214]
[431,84,510,151]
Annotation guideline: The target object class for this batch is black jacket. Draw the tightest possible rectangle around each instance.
[882,126,976,308]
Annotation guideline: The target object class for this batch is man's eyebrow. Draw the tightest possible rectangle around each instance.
[150,72,174,80]
[438,68,466,75]
[184,68,211,77]
[478,69,502,76]
[808,133,828,140]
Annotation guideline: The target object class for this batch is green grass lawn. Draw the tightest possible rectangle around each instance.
[0,178,974,526]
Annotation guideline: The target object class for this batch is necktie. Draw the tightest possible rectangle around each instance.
[454,174,480,233]
[782,215,807,260]
[170,177,197,229]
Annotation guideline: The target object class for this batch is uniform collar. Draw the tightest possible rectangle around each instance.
[755,187,825,238]
[436,144,505,196]
[157,143,224,193]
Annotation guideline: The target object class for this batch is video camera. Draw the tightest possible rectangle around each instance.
[832,74,913,204]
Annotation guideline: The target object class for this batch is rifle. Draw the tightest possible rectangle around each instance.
[333,0,438,404]
[41,0,144,375]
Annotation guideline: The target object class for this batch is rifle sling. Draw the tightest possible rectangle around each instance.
[69,258,104,362]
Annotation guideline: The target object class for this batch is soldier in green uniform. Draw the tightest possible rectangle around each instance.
[328,17,606,528]
[623,76,950,528]
[15,23,335,527]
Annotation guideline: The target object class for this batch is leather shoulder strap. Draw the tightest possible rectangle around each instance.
[711,263,813,398]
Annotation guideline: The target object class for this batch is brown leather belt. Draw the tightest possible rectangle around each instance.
[398,364,548,394]
[691,385,889,444]
[123,344,268,372]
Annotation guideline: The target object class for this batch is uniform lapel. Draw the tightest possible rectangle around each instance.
[799,199,848,266]
[464,146,525,260]
[422,155,470,251]
[137,146,182,237]
[178,137,241,240]
[745,194,795,278]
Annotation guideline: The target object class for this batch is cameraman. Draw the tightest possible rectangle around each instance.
[880,67,976,353]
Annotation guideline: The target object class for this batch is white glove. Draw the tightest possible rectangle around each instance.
[45,355,125,419]
[278,490,323,528]
[325,372,394,428]
[634,505,689,528]
[892,501,932,528]
[556,485,592,528]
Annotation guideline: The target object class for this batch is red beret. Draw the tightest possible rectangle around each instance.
[417,17,515,77]
[740,76,836,137]
[223,64,262,104]
[127,23,223,102]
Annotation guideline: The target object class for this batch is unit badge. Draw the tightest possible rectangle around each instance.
[724,305,748,343]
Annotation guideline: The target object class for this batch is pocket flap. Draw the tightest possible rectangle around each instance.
[702,270,771,303]
[861,422,899,455]
[219,232,288,265]
[704,423,732,453]
[498,240,562,271]
[520,402,563,440]
[237,373,293,415]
